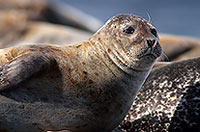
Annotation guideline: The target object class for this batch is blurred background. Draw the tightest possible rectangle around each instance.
[64,0,200,38]
[1,0,200,62]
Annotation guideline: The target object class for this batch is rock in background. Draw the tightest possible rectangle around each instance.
[160,34,200,61]
[0,0,96,48]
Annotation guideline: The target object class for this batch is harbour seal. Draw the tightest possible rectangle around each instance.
[0,14,161,132]
[119,57,200,132]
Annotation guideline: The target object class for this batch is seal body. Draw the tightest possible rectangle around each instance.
[0,14,161,132]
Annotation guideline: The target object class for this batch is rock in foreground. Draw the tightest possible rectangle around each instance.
[119,57,200,132]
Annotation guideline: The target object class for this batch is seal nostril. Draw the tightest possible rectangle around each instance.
[150,28,158,37]
[147,40,156,47]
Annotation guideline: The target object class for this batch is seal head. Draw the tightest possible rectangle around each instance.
[92,14,161,72]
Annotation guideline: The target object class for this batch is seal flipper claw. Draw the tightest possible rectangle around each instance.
[0,52,56,91]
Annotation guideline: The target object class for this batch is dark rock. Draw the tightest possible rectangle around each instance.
[119,57,200,132]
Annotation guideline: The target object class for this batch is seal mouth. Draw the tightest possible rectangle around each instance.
[146,48,160,58]
[139,42,162,58]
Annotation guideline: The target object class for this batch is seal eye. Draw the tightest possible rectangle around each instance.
[123,26,135,34]
[150,28,158,37]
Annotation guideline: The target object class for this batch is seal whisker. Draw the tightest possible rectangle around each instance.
[146,12,152,23]
[159,51,170,62]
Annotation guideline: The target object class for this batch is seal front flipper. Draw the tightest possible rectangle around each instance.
[0,52,56,91]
